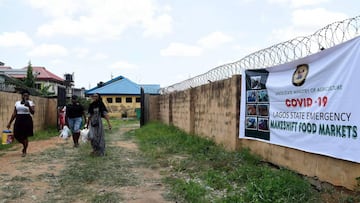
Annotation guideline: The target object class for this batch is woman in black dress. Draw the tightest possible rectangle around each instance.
[7,90,35,157]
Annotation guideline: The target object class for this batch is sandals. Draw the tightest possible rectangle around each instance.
[21,149,26,157]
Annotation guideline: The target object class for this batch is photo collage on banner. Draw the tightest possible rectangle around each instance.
[244,69,270,140]
[240,36,360,163]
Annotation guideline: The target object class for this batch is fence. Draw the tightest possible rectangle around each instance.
[0,91,58,132]
[150,16,360,190]
[161,15,360,93]
[148,75,360,190]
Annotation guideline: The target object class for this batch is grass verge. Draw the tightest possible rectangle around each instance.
[130,121,360,203]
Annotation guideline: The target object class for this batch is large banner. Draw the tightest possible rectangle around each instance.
[240,36,360,163]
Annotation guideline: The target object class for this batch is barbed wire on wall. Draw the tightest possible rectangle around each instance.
[160,15,360,94]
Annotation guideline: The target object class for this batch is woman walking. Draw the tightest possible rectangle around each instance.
[7,90,35,157]
[66,95,86,147]
[86,93,111,156]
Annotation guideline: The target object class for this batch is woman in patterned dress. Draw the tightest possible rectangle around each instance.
[86,93,111,156]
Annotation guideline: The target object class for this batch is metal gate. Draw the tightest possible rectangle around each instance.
[140,87,152,127]
[57,86,67,130]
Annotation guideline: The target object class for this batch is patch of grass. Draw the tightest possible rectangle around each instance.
[11,176,32,182]
[0,127,58,155]
[30,127,59,141]
[164,177,209,203]
[39,118,145,202]
[59,145,138,187]
[0,183,26,199]
[91,192,123,203]
[0,143,14,151]
[132,121,320,203]
[241,168,316,203]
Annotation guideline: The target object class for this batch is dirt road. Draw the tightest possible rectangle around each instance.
[0,124,172,202]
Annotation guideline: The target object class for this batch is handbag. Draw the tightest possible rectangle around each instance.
[80,128,90,142]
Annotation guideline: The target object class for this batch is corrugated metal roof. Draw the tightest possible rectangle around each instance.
[30,67,64,82]
[85,76,160,95]
[1,66,64,83]
[140,84,160,94]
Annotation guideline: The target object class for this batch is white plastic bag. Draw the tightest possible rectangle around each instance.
[80,128,90,143]
[59,125,71,139]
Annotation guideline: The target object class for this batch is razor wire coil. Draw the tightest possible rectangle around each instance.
[160,15,360,94]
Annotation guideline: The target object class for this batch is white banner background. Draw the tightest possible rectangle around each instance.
[240,36,360,163]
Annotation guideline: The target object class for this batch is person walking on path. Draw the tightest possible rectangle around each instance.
[86,93,111,156]
[65,95,87,147]
[6,90,35,157]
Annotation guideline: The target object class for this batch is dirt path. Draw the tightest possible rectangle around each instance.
[0,124,171,203]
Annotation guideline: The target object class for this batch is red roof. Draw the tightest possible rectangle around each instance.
[11,66,64,83]
[0,66,13,70]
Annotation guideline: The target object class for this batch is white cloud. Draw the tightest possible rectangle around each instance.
[27,44,68,57]
[269,8,349,43]
[32,0,173,40]
[292,8,348,28]
[50,59,63,65]
[160,43,203,56]
[143,14,173,38]
[37,17,127,40]
[110,61,138,70]
[291,0,329,8]
[267,0,290,5]
[197,32,233,49]
[72,48,89,58]
[27,0,80,17]
[0,32,33,47]
[267,0,329,7]
[93,53,109,60]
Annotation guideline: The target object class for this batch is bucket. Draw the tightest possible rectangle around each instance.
[2,130,13,145]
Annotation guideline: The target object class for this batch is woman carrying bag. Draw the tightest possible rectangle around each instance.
[86,93,111,156]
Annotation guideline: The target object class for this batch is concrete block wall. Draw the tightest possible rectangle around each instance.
[157,94,171,125]
[170,90,192,134]
[0,91,57,132]
[149,74,360,190]
[148,95,159,121]
[191,76,240,150]
[240,140,360,190]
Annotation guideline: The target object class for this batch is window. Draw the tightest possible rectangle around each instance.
[115,97,121,103]
[136,97,141,103]
[35,83,41,90]
[106,97,113,103]
[126,97,132,103]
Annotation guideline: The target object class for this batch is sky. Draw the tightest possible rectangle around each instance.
[0,0,359,89]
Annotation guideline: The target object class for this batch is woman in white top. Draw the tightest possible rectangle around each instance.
[7,90,35,157]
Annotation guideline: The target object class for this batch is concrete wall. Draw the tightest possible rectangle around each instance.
[171,90,192,134]
[149,74,360,190]
[192,77,240,150]
[158,94,171,125]
[102,95,141,118]
[0,91,57,132]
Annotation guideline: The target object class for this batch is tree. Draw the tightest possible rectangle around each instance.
[40,85,55,97]
[24,61,35,88]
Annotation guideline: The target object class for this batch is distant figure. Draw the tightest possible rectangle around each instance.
[66,95,86,147]
[7,90,35,157]
[58,106,66,130]
[86,93,112,156]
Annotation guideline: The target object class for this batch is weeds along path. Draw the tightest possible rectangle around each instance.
[0,123,171,202]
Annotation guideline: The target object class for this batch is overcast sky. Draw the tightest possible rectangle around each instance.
[0,0,359,89]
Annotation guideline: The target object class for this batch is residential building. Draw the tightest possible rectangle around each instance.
[7,66,65,96]
[85,76,160,118]
[0,65,27,92]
